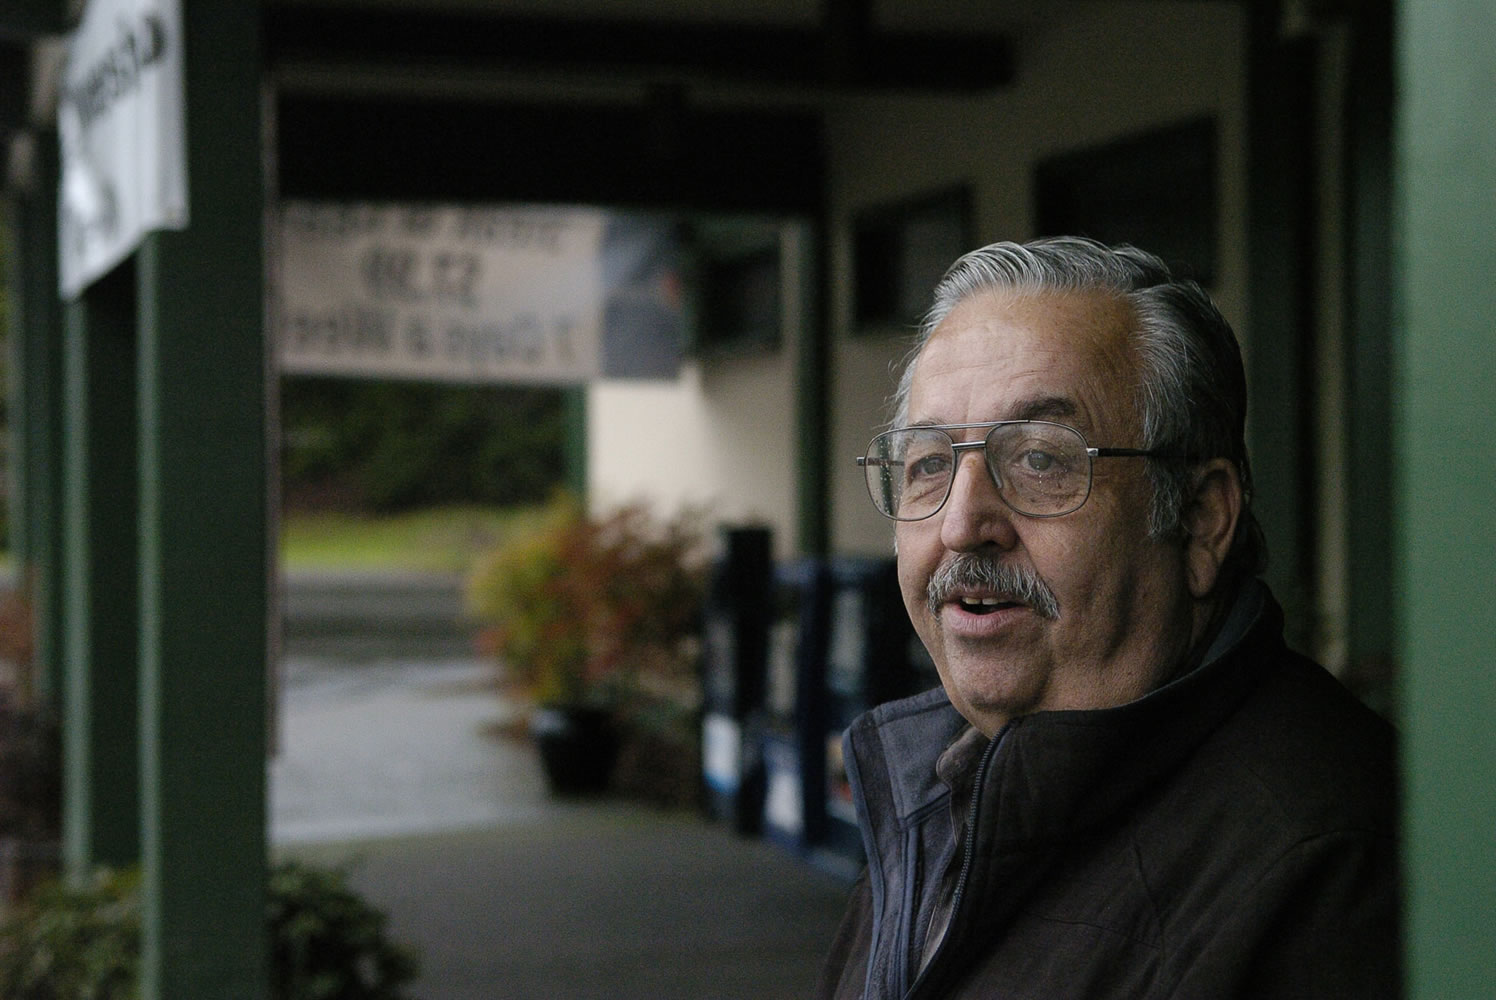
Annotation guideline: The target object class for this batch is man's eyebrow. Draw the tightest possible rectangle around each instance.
[1012,395,1077,422]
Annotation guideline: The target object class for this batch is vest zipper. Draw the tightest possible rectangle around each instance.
[902,722,1010,999]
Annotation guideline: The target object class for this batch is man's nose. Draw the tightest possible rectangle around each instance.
[939,450,1019,551]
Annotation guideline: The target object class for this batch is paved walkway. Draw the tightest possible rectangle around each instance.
[271,657,545,842]
[270,654,852,999]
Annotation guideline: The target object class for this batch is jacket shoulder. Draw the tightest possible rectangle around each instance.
[1212,649,1399,833]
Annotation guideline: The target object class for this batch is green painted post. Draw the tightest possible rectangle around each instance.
[1342,0,1397,716]
[1396,2,1496,996]
[60,267,140,873]
[563,385,587,500]
[1,0,70,706]
[1245,5,1318,653]
[795,218,828,557]
[3,132,66,701]
[134,3,267,997]
[0,1,68,36]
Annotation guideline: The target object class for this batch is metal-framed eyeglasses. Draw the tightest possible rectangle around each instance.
[856,420,1168,521]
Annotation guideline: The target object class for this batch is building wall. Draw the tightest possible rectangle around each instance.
[828,1,1250,555]
[587,224,805,559]
[588,5,1252,565]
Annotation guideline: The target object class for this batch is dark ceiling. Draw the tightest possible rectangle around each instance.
[4,2,1016,211]
[266,2,1012,212]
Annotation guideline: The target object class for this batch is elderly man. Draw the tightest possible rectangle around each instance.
[817,238,1400,999]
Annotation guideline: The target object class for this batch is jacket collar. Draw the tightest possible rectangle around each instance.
[978,578,1274,848]
[847,578,1277,840]
[843,580,1282,997]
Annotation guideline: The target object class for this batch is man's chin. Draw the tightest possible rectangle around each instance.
[938,654,1044,733]
[949,692,1025,737]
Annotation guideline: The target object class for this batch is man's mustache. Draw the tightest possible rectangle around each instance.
[926,553,1060,621]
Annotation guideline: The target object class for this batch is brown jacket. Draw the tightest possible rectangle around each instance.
[816,583,1401,999]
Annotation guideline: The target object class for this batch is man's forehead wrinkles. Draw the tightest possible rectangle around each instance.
[907,389,1081,428]
[912,352,1008,381]
[911,349,1076,401]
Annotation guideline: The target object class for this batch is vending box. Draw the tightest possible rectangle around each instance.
[699,527,773,832]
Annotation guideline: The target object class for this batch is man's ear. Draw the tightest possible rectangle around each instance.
[1181,458,1243,599]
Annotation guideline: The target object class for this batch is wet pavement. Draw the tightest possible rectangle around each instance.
[268,645,852,999]
[271,656,547,843]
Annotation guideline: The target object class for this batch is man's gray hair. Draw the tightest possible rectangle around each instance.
[891,236,1266,580]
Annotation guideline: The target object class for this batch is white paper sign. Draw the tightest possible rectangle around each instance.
[58,0,188,299]
[273,202,612,385]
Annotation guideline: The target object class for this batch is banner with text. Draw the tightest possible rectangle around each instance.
[273,202,684,384]
[58,0,188,299]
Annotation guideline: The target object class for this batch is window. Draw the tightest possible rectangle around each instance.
[853,185,973,332]
[1036,118,1218,285]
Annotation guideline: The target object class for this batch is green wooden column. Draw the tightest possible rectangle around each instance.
[1342,0,1397,716]
[60,264,140,873]
[1245,3,1318,653]
[3,132,66,701]
[0,2,68,37]
[1396,4,1496,997]
[563,385,587,499]
[795,218,828,556]
[135,3,268,997]
[2,0,71,705]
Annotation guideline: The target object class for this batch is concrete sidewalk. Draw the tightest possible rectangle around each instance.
[285,808,851,1000]
[270,653,852,999]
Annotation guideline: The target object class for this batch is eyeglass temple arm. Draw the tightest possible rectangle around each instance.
[1092,447,1171,458]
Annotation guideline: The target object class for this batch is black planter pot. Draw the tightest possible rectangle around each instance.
[529,705,620,796]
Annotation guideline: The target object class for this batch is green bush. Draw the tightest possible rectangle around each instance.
[0,868,139,1000]
[0,861,419,1000]
[267,860,419,1000]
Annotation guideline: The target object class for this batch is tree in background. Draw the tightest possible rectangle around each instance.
[279,377,565,513]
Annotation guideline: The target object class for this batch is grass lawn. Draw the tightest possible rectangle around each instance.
[279,504,539,575]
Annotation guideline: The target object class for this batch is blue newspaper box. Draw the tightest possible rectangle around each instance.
[759,559,830,853]
[820,557,940,867]
[700,527,773,833]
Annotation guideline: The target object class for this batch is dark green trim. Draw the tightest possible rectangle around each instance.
[1341,0,1397,715]
[796,219,829,556]
[1245,4,1318,652]
[1397,2,1496,993]
[60,268,140,873]
[134,4,268,998]
[266,4,1014,93]
[0,0,69,37]
[278,94,826,214]
[562,386,587,500]
[4,134,65,701]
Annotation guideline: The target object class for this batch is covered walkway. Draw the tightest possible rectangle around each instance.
[287,811,848,1000]
[270,638,849,1000]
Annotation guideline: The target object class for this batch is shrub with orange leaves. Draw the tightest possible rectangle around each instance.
[466,497,708,708]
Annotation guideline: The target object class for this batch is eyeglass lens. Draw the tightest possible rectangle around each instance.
[864,422,1094,520]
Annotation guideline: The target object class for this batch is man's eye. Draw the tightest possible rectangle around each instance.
[1022,450,1056,472]
[906,454,950,481]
